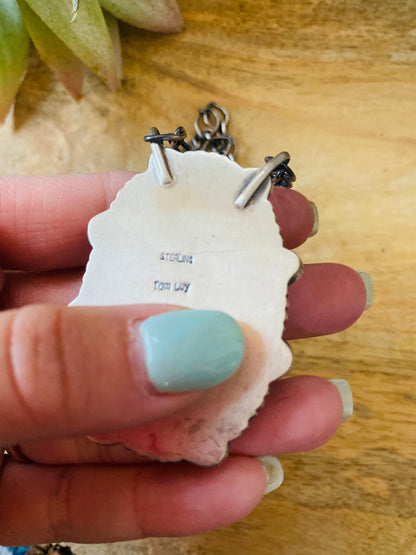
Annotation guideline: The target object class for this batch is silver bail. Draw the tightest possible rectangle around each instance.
[234,152,291,209]
[147,127,174,186]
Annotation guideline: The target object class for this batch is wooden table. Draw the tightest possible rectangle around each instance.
[1,1,415,553]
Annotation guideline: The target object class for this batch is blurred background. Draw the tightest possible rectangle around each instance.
[1,1,415,553]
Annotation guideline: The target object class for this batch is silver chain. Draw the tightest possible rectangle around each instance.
[144,103,236,161]
[190,102,236,160]
[143,102,296,190]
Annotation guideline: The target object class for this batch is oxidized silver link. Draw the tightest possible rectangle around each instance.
[191,103,236,160]
[264,155,296,188]
[209,134,237,158]
[194,106,220,139]
[193,102,229,138]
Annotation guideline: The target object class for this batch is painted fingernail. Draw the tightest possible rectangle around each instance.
[329,379,354,423]
[309,201,319,237]
[257,456,284,494]
[139,310,245,393]
[357,271,373,310]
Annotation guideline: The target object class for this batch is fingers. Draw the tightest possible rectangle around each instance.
[1,263,369,339]
[14,376,346,465]
[7,437,152,465]
[0,304,244,443]
[0,269,82,309]
[0,174,315,271]
[269,187,316,249]
[285,263,368,339]
[230,376,344,455]
[0,456,266,545]
[0,173,134,271]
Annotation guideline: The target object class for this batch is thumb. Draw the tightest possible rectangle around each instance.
[0,305,244,444]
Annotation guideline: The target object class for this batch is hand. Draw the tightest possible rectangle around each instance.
[0,173,369,545]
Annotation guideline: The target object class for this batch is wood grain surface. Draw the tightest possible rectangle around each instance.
[1,1,415,554]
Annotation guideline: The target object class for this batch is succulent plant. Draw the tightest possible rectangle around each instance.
[0,0,183,122]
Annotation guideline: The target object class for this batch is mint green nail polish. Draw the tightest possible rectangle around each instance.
[357,271,373,310]
[310,201,319,237]
[329,379,354,423]
[140,310,245,392]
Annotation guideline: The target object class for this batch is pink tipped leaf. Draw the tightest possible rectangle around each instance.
[17,0,86,100]
[99,0,184,33]
[23,0,120,91]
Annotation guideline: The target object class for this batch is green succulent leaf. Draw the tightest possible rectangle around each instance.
[0,0,29,122]
[17,0,86,99]
[23,0,120,90]
[99,0,183,33]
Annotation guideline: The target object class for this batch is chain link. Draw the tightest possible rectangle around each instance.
[264,155,296,188]
[190,102,237,160]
